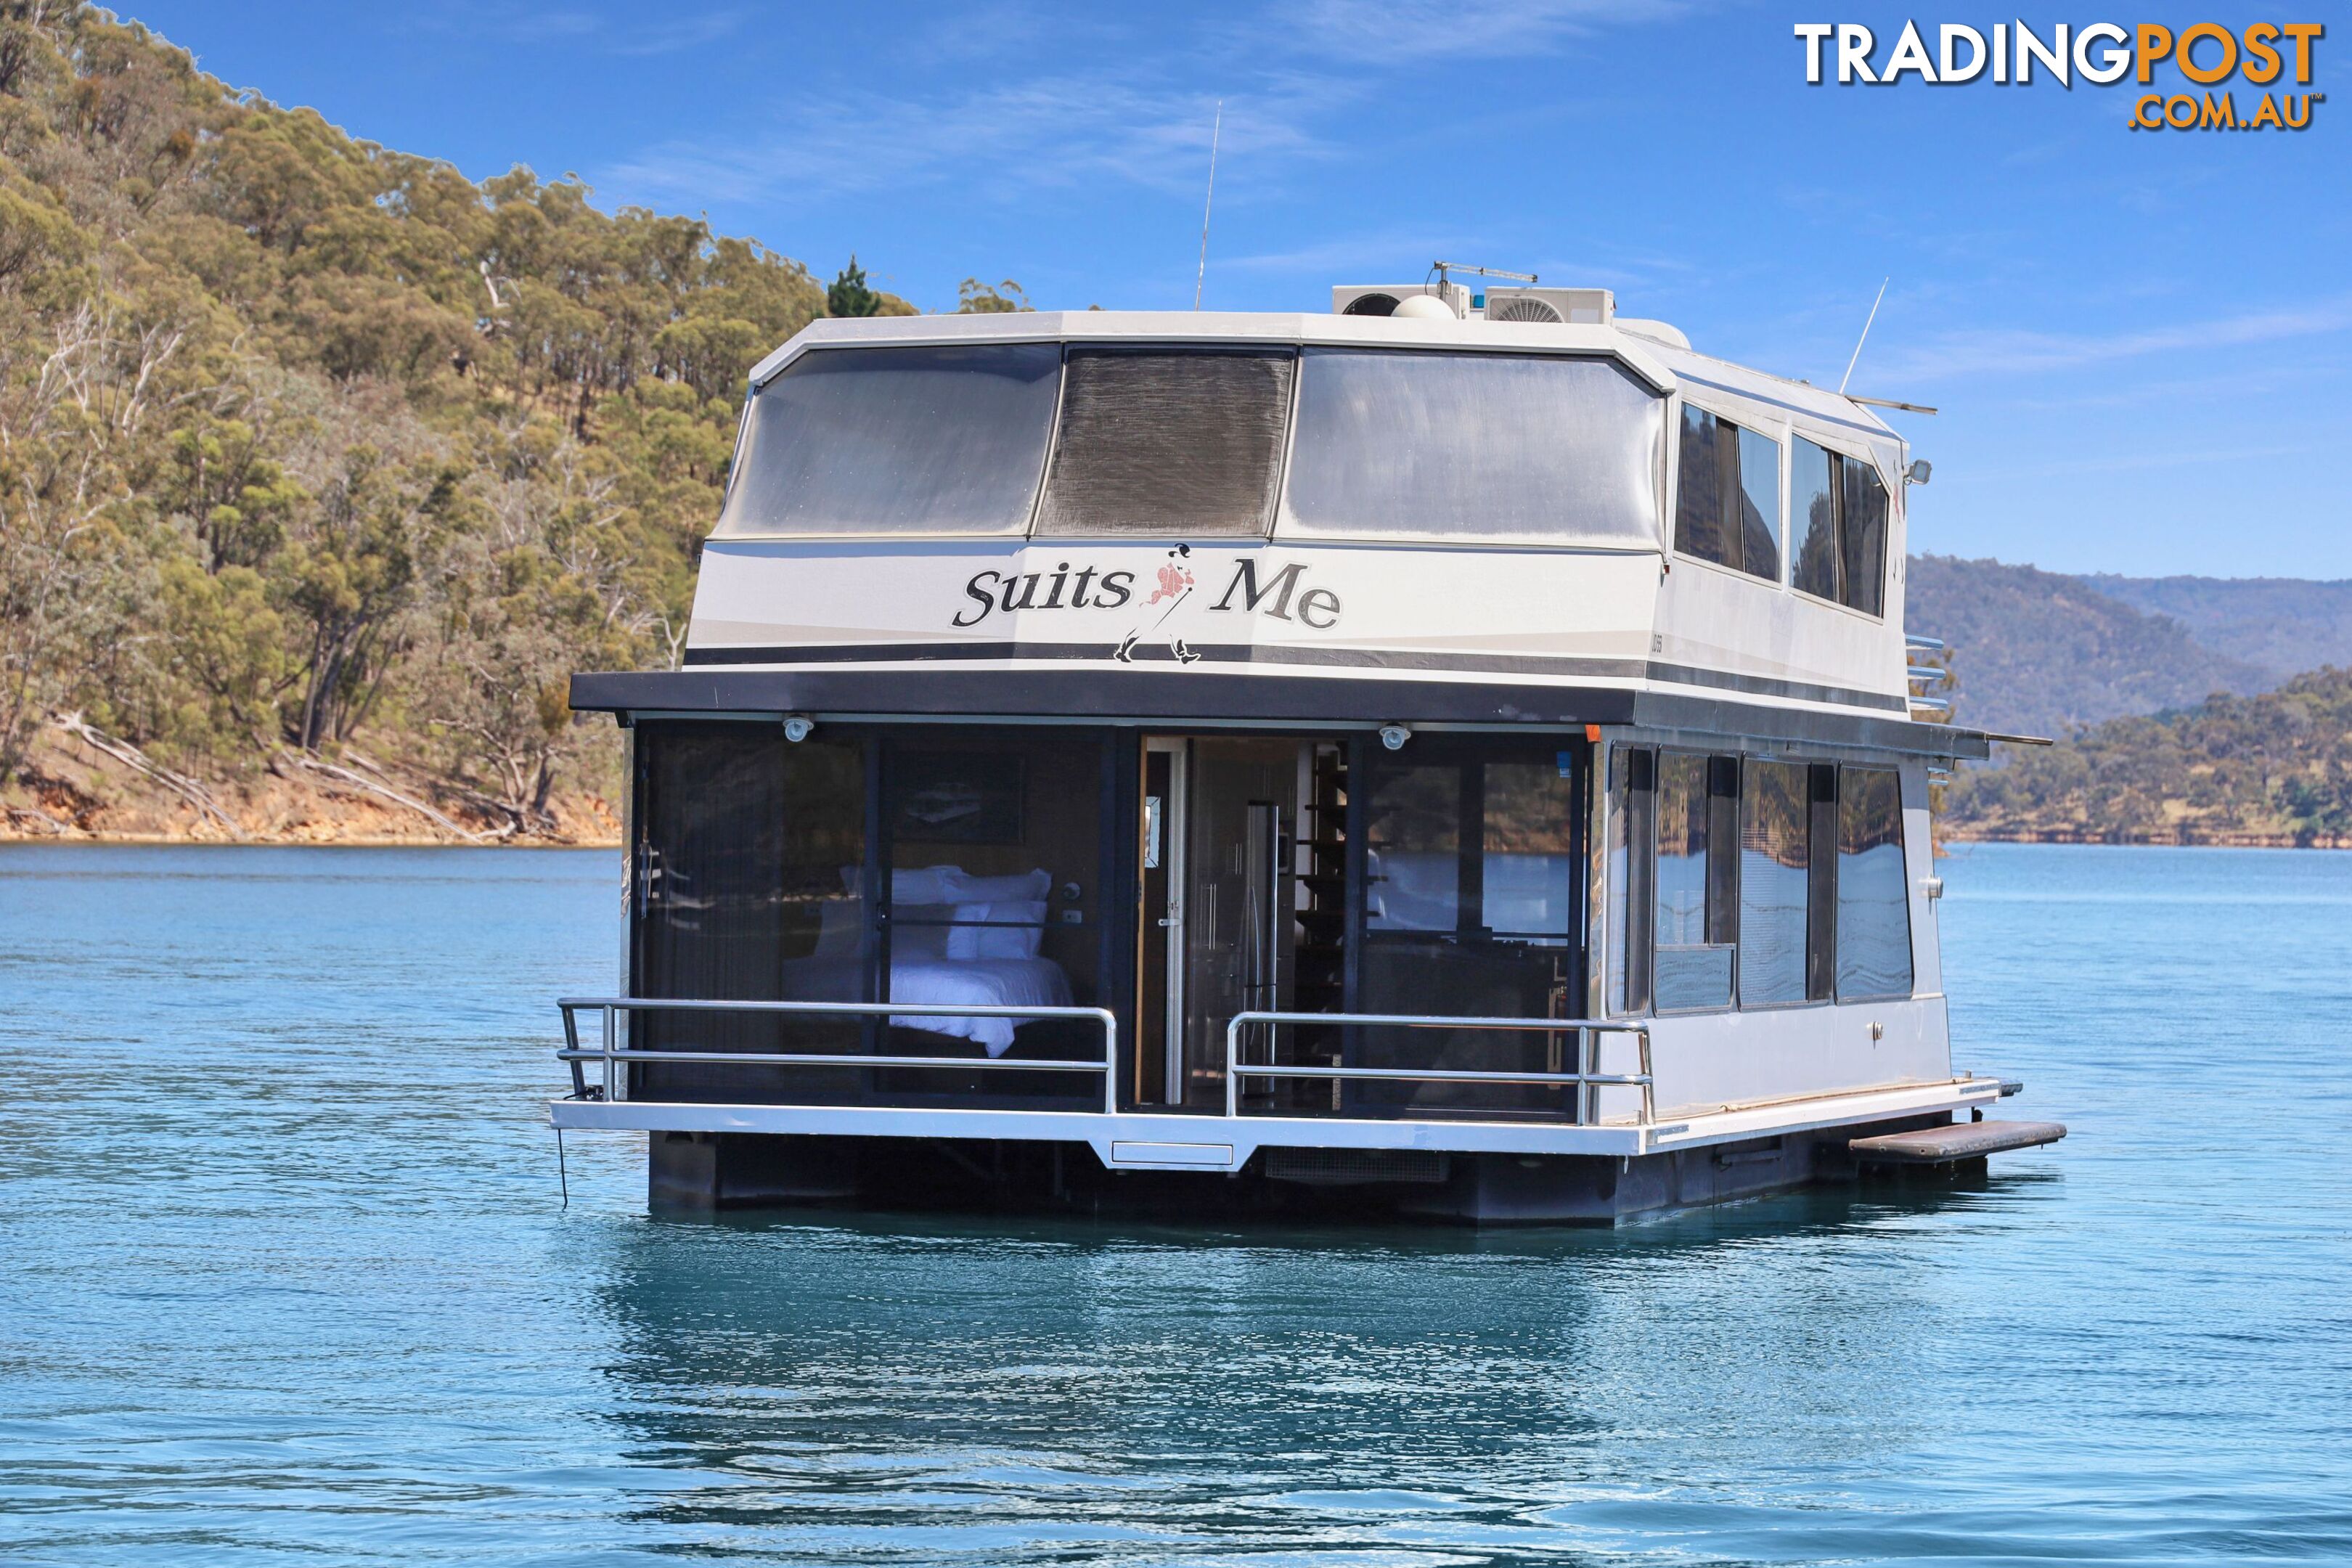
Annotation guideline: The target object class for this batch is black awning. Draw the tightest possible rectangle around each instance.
[569,666,1992,760]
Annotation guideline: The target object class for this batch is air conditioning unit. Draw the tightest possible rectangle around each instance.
[1479,286,1615,326]
[1331,282,1469,319]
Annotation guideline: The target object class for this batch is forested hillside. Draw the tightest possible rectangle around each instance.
[0,6,1010,841]
[1943,665,2352,846]
[2084,573,2352,677]
[1906,555,2274,736]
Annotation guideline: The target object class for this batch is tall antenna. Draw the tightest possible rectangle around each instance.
[1193,100,1222,311]
[1839,276,1889,394]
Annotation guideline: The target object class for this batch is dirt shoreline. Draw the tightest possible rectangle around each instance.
[1943,828,2352,850]
[2,723,621,848]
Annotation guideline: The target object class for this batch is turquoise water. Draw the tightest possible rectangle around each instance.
[1,841,2346,1565]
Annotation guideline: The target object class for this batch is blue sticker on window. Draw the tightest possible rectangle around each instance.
[1557,751,1575,778]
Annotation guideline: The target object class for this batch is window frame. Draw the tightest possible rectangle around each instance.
[1603,742,1918,1018]
[1275,345,1672,552]
[1832,762,1916,1003]
[1642,746,1741,1016]
[1032,343,1302,542]
[716,341,1069,543]
[1668,395,1788,587]
[1787,431,1898,621]
[724,338,1675,552]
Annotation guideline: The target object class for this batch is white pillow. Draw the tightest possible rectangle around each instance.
[944,899,1046,961]
[839,864,967,904]
[891,902,956,959]
[942,867,1051,904]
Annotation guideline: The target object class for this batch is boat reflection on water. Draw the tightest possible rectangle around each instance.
[581,1177,2051,1558]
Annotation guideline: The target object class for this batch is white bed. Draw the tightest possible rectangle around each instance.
[777,955,1075,1056]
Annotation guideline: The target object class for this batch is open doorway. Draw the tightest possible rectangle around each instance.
[1135,737,1349,1111]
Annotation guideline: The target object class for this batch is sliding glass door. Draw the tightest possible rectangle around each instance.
[1352,739,1588,1115]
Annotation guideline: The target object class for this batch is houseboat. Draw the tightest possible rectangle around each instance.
[550,279,2063,1223]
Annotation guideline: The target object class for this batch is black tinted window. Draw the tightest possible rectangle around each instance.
[1840,457,1888,616]
[1790,436,1889,617]
[1675,406,1781,582]
[1792,436,1839,601]
[1673,405,1734,568]
[1034,348,1294,537]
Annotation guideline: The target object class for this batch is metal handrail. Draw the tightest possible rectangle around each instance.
[557,997,1120,1114]
[1223,1010,1654,1124]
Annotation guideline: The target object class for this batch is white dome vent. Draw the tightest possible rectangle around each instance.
[1331,282,1469,319]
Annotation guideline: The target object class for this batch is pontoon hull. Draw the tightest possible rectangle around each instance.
[636,1114,1977,1225]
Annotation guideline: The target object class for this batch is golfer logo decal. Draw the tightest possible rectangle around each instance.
[1118,547,1200,664]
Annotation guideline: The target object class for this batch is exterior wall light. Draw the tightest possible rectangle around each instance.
[1378,723,1412,751]
[782,714,816,743]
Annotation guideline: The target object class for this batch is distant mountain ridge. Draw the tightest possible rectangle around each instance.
[1905,556,2280,737]
[2081,574,2352,676]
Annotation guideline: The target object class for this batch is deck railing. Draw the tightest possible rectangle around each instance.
[556,997,1120,1114]
[555,997,1654,1127]
[1224,1011,1654,1125]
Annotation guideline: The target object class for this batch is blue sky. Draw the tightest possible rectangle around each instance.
[125,3,2345,579]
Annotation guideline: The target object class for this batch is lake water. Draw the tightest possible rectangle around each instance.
[1,841,2347,1565]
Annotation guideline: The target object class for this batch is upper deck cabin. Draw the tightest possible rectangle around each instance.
[559,285,2021,1222]
[579,291,1964,748]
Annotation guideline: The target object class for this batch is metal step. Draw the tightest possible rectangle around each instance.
[1849,1119,2067,1165]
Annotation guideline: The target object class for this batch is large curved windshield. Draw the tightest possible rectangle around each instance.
[713,343,1061,538]
[1278,349,1664,547]
[712,340,1665,547]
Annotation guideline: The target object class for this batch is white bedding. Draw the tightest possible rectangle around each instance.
[777,955,1075,1056]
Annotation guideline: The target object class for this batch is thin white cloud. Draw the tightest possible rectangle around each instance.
[600,0,1699,212]
[1220,230,1484,274]
[608,75,1345,205]
[1276,0,1702,65]
[608,10,748,56]
[422,4,746,57]
[1880,295,2352,383]
[1951,441,2314,483]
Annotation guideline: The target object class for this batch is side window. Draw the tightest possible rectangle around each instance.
[1736,761,1809,1005]
[1653,752,1738,1010]
[1737,425,1783,581]
[1791,436,1890,617]
[1738,760,1841,1007]
[1836,767,1914,999]
[1606,747,1654,1016]
[1792,437,1839,602]
[1673,404,1782,583]
[1839,459,1889,617]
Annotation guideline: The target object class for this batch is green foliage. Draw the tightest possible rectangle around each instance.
[0,3,955,823]
[955,277,1029,313]
[1945,666,2352,844]
[827,256,879,317]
